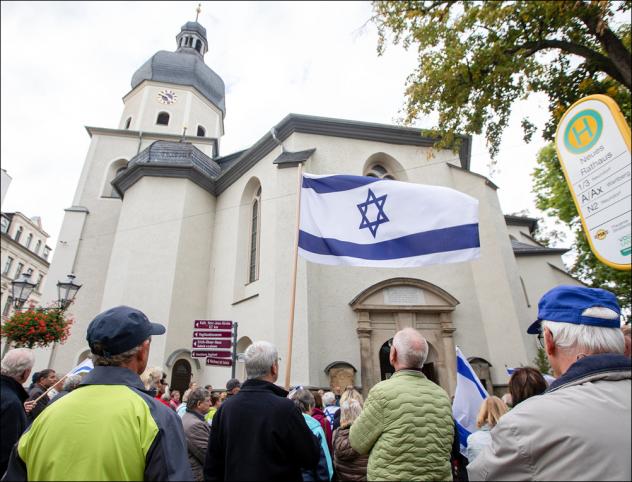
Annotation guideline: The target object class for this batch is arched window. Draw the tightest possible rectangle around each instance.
[124,117,132,129]
[249,187,261,283]
[25,233,33,249]
[14,226,23,242]
[365,164,395,180]
[156,112,170,125]
[35,240,42,255]
[102,159,128,198]
[197,125,206,137]
[195,40,202,52]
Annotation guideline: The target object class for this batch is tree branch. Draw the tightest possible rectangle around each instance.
[512,39,629,88]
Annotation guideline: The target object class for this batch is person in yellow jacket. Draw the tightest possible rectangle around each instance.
[2,306,193,481]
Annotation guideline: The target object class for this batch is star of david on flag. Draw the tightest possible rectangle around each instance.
[298,173,480,267]
[357,189,389,238]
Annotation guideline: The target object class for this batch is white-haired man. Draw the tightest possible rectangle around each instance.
[468,285,632,480]
[349,327,454,480]
[204,340,320,481]
[0,348,35,477]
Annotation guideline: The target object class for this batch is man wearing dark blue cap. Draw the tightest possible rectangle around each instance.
[468,286,631,481]
[2,306,193,481]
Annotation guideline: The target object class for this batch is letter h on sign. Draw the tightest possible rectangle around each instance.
[572,117,594,146]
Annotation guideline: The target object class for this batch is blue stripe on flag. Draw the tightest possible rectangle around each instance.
[455,420,472,449]
[299,223,479,260]
[457,356,487,399]
[302,175,382,194]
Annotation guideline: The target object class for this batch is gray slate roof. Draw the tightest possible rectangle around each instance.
[273,148,316,166]
[511,239,568,256]
[181,21,207,38]
[131,50,225,115]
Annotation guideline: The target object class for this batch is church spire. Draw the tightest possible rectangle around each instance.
[195,3,202,22]
[175,13,208,57]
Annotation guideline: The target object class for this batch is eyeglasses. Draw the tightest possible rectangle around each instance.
[537,331,545,349]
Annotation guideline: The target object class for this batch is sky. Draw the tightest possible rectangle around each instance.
[1,1,557,252]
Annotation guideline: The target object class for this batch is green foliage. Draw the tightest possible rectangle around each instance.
[372,0,631,157]
[533,346,552,375]
[533,143,632,313]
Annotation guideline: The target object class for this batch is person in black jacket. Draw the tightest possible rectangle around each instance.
[0,348,35,477]
[204,341,320,481]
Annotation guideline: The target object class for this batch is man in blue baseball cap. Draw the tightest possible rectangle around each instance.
[3,306,193,481]
[469,286,631,481]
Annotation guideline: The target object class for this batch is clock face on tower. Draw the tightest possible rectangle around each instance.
[157,89,177,105]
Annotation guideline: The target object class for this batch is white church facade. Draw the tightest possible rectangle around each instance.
[37,19,582,396]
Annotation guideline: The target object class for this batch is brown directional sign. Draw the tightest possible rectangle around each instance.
[192,339,231,349]
[192,349,232,359]
[195,320,233,329]
[193,331,232,338]
[206,357,232,367]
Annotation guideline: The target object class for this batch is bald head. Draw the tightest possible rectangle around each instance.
[391,328,428,370]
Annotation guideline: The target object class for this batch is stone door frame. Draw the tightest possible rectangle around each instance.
[349,277,459,397]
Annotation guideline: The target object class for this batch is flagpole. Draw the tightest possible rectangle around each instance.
[284,161,304,390]
[31,373,69,405]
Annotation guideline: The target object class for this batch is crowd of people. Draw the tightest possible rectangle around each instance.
[0,285,630,481]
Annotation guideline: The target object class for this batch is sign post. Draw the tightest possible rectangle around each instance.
[555,94,631,271]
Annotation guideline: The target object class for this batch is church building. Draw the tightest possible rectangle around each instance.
[38,19,582,396]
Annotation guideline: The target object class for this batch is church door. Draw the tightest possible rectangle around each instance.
[170,359,192,395]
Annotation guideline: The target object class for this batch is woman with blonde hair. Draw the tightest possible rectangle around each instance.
[332,393,369,481]
[466,396,508,462]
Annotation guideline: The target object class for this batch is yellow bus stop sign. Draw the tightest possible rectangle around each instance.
[555,94,631,271]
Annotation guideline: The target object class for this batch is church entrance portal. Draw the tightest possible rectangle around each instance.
[351,278,459,398]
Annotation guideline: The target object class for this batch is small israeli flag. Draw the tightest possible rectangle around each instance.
[69,358,94,376]
[452,347,488,456]
[298,173,480,267]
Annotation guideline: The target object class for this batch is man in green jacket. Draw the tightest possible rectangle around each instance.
[349,328,454,481]
[2,305,193,481]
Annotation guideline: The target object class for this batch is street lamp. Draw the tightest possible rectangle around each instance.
[10,273,36,309]
[56,274,82,311]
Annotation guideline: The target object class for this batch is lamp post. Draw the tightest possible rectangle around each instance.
[10,272,36,310]
[56,274,82,311]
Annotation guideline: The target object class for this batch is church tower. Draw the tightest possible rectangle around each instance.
[41,19,225,370]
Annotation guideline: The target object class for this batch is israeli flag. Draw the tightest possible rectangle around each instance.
[69,358,94,376]
[299,173,480,267]
[453,347,488,456]
[507,366,556,385]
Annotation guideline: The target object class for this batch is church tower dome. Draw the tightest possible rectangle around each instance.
[130,20,226,116]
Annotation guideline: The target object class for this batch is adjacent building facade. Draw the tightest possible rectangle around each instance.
[1,211,52,323]
[37,19,583,396]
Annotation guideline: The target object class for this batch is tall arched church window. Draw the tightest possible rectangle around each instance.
[365,164,395,180]
[102,159,128,198]
[249,187,262,283]
[197,125,206,137]
[156,112,170,125]
[124,117,132,129]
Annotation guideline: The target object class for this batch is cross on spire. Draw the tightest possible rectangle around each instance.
[195,3,202,22]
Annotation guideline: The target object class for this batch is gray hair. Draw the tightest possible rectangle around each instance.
[245,341,278,380]
[322,391,336,406]
[542,320,624,355]
[290,388,315,413]
[392,328,428,369]
[340,399,363,427]
[1,348,35,378]
[63,374,83,392]
[186,388,210,411]
[92,344,143,367]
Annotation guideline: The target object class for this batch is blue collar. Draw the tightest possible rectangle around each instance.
[547,353,631,392]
